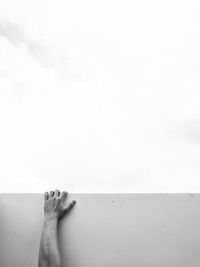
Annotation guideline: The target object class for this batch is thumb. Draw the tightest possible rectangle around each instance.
[59,200,77,220]
[65,200,77,212]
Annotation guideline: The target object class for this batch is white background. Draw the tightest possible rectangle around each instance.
[0,0,200,192]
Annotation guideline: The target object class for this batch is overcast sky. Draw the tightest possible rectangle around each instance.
[0,0,200,192]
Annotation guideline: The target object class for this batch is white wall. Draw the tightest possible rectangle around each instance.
[0,194,200,267]
[0,1,200,192]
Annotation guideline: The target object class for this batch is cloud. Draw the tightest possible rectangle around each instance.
[0,20,68,71]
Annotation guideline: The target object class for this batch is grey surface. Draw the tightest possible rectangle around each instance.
[0,194,200,267]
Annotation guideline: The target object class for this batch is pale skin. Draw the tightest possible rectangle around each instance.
[38,190,76,267]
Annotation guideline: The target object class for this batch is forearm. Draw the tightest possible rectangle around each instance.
[38,218,61,267]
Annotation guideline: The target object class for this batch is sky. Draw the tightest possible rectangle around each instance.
[0,0,200,192]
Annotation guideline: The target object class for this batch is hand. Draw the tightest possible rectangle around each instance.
[44,190,76,221]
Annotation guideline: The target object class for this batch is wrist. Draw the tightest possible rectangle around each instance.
[44,211,59,221]
[44,216,58,225]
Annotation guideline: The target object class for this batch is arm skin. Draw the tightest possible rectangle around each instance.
[38,190,76,267]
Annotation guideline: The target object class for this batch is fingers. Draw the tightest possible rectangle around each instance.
[45,190,67,200]
[54,190,61,197]
[60,191,68,202]
[44,192,49,201]
[50,191,54,198]
[45,190,75,207]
